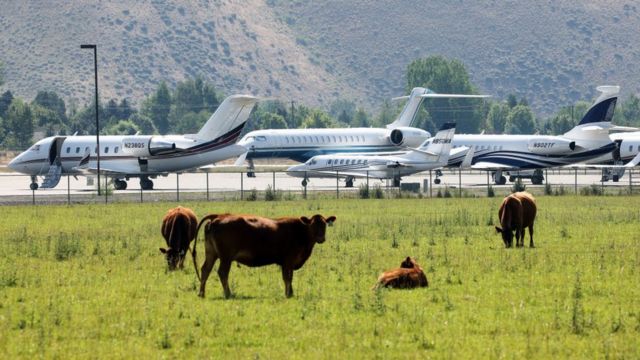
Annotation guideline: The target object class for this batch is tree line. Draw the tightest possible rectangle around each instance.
[1,56,639,151]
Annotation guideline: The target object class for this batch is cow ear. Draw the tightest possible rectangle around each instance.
[300,216,311,224]
[495,226,502,233]
[159,248,168,254]
[326,216,336,226]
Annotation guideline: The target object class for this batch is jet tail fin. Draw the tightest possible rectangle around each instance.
[417,122,456,164]
[564,85,619,141]
[193,95,259,141]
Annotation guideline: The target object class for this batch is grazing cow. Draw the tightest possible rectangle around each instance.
[495,192,537,248]
[374,257,429,289]
[194,213,336,298]
[159,206,198,270]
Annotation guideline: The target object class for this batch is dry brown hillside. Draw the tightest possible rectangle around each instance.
[0,0,346,107]
[1,1,640,115]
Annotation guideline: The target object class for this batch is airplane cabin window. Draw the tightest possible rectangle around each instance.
[332,136,337,142]
[76,147,80,153]
[315,136,319,143]
[66,147,70,153]
[350,136,354,142]
[328,159,332,165]
[364,160,368,165]
[114,146,119,154]
[256,136,267,142]
[104,147,109,154]
[630,145,633,152]
[339,159,344,165]
[85,147,90,154]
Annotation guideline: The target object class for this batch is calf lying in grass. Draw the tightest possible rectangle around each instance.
[374,257,429,289]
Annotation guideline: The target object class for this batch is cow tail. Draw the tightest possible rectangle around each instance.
[192,214,220,282]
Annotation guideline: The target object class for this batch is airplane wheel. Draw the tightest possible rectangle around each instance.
[346,179,354,188]
[247,172,256,178]
[114,180,127,190]
[434,178,441,185]
[531,176,543,185]
[30,183,38,191]
[497,176,507,185]
[302,179,308,187]
[509,176,515,182]
[140,178,154,190]
[613,175,619,182]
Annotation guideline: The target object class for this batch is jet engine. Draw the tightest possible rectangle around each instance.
[387,127,431,147]
[527,137,576,155]
[122,136,177,157]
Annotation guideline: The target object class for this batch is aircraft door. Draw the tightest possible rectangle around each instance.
[48,137,67,165]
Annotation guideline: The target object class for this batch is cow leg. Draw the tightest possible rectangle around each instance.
[528,225,535,248]
[217,259,233,299]
[281,267,294,298]
[198,255,218,298]
[515,228,523,247]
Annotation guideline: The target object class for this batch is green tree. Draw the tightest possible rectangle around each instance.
[0,61,4,87]
[119,99,135,120]
[129,113,156,134]
[621,94,640,127]
[545,113,574,135]
[145,82,171,134]
[173,111,209,134]
[507,94,518,108]
[0,116,5,146]
[104,120,140,135]
[329,99,355,125]
[32,90,67,125]
[485,102,509,133]
[505,105,536,134]
[0,90,14,119]
[301,109,337,128]
[352,108,370,127]
[373,99,397,128]
[406,56,483,133]
[5,98,34,149]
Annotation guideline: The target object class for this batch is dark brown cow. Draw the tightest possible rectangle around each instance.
[194,213,336,298]
[374,257,429,289]
[495,192,537,248]
[159,206,198,270]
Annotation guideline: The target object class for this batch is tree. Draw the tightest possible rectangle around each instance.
[352,108,370,127]
[507,94,518,108]
[329,99,355,125]
[545,113,574,135]
[129,113,156,134]
[301,109,337,128]
[119,99,135,120]
[485,102,509,133]
[146,82,171,134]
[373,99,397,128]
[621,94,640,127]
[0,90,14,119]
[32,90,67,126]
[173,111,209,134]
[406,56,483,134]
[104,120,140,135]
[0,61,4,87]
[103,99,120,127]
[505,105,536,134]
[5,98,34,149]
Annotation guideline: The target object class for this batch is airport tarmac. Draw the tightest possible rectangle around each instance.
[1,168,637,205]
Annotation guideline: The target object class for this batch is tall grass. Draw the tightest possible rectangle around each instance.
[0,197,639,358]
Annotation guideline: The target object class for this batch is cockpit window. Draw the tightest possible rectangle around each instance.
[30,145,40,151]
[256,136,267,142]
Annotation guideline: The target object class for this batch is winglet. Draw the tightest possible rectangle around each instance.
[460,147,475,168]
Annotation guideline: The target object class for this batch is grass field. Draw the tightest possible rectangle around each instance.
[0,196,639,358]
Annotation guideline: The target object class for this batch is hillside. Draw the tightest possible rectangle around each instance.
[1,1,640,115]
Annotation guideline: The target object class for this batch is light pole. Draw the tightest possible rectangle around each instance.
[81,44,101,196]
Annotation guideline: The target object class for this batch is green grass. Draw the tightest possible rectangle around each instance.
[1,197,639,358]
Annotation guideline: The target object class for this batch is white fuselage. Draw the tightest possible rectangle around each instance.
[588,132,640,164]
[8,134,246,177]
[447,131,616,169]
[237,127,431,163]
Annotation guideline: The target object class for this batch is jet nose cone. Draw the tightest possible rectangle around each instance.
[286,164,304,177]
[7,155,20,171]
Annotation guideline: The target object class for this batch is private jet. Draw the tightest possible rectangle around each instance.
[236,88,488,176]
[286,122,460,187]
[446,86,623,184]
[8,94,259,190]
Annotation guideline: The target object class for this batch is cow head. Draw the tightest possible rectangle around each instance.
[400,256,418,269]
[300,214,337,243]
[159,247,186,270]
[495,226,513,248]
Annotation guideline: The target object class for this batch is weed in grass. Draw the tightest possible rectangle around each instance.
[54,233,81,261]
[511,178,526,192]
[571,273,585,335]
[246,188,258,201]
[487,185,495,197]
[372,185,384,199]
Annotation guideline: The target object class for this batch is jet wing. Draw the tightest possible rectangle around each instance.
[565,152,640,169]
[469,161,516,171]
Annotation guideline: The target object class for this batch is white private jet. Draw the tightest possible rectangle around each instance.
[286,122,461,187]
[8,94,259,190]
[235,87,488,176]
[585,131,640,181]
[446,85,624,184]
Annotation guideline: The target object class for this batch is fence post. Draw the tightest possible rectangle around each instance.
[104,176,108,204]
[303,171,307,199]
[574,169,578,194]
[486,171,490,196]
[140,183,143,203]
[336,171,339,199]
[240,172,244,200]
[67,175,70,205]
[176,173,180,202]
[630,169,633,194]
[429,170,432,198]
[32,186,35,205]
[206,171,210,201]
[366,170,369,190]
[458,168,462,197]
[272,171,276,192]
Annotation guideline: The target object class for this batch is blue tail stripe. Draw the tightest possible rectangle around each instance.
[578,97,617,125]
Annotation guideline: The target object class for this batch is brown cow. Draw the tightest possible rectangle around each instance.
[374,257,429,289]
[159,206,198,270]
[194,213,336,298]
[495,192,537,248]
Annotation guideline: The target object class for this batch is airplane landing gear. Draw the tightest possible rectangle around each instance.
[345,177,354,188]
[434,178,441,185]
[302,179,308,187]
[114,179,128,190]
[393,177,401,187]
[30,176,39,190]
[493,170,506,185]
[140,177,154,190]
[434,169,443,184]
